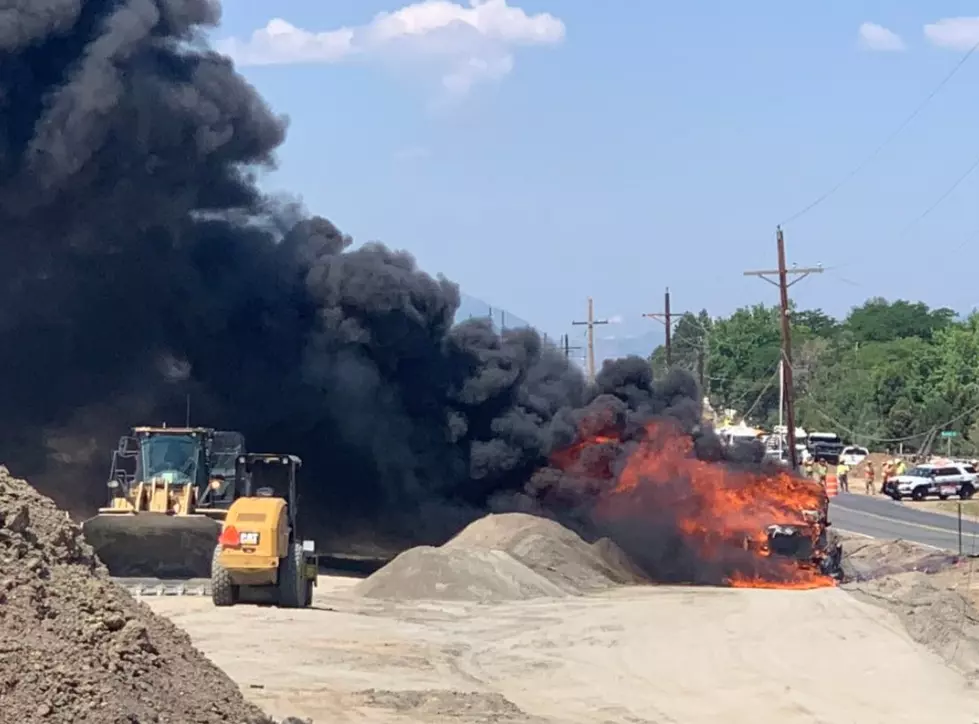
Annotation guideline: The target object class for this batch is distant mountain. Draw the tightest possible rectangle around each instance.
[454,293,662,365]
[593,327,663,361]
[455,293,533,331]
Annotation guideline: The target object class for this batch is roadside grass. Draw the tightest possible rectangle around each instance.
[932,500,979,520]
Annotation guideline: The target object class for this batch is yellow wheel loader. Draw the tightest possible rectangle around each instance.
[211,454,318,608]
[81,426,245,579]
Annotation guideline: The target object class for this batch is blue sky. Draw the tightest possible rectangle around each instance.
[213,1,979,360]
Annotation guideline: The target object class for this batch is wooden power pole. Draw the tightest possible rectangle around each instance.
[561,334,583,361]
[642,287,674,367]
[743,227,823,471]
[572,297,608,382]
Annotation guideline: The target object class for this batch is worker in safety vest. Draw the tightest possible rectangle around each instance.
[864,460,876,495]
[836,461,849,493]
[895,458,906,476]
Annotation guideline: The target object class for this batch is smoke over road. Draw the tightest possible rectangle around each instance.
[0,1,815,588]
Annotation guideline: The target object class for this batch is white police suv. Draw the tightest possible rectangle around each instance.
[883,462,977,502]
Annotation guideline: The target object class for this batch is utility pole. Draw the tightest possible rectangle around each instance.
[561,333,583,362]
[743,227,823,471]
[572,297,608,382]
[697,333,709,394]
[642,287,674,367]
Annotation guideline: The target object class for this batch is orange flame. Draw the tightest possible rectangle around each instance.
[550,418,836,590]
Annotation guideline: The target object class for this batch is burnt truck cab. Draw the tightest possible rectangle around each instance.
[765,508,843,579]
[745,506,842,580]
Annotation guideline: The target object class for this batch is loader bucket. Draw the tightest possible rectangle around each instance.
[82,513,222,579]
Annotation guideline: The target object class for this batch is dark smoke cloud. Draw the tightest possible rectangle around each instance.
[0,0,600,545]
[0,1,769,568]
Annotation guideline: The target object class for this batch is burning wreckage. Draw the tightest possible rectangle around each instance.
[540,414,844,588]
[753,508,843,581]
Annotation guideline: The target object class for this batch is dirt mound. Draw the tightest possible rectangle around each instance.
[444,512,648,592]
[838,532,960,581]
[355,513,647,602]
[354,546,570,602]
[846,571,979,679]
[0,467,272,723]
[837,532,979,679]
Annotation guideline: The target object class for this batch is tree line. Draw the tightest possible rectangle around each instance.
[648,298,979,455]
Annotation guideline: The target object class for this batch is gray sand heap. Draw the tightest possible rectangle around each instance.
[355,512,648,603]
[0,467,275,723]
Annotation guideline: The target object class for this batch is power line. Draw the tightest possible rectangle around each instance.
[780,35,979,227]
[897,152,979,235]
[805,397,979,445]
[741,364,781,422]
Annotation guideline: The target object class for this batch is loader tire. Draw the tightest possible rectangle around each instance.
[277,542,305,609]
[211,546,237,607]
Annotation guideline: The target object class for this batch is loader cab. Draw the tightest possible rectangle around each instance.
[139,432,204,486]
[106,426,245,509]
[234,454,302,536]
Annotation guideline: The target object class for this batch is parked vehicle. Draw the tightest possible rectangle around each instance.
[882,462,977,501]
[807,432,844,465]
[840,445,869,467]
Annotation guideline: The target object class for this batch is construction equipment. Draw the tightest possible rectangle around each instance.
[82,426,245,579]
[211,453,318,608]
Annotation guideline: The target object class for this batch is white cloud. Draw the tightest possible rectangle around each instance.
[924,17,979,50]
[216,0,565,96]
[858,22,905,51]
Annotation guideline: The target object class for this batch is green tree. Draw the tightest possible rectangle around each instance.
[844,298,955,343]
[704,304,782,421]
[649,310,711,380]
[642,296,979,454]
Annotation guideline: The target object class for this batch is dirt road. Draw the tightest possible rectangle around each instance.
[145,575,979,724]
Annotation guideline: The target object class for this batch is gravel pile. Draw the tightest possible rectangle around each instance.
[355,512,647,603]
[0,467,274,723]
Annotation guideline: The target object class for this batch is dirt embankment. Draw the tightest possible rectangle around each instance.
[0,467,295,723]
[839,531,979,679]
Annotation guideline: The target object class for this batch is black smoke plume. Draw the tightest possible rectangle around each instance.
[0,1,755,560]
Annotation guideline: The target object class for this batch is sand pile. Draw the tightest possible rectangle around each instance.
[0,467,272,723]
[355,512,647,603]
[838,532,960,581]
[848,570,979,679]
[837,533,979,679]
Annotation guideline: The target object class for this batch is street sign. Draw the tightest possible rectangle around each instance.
[941,430,959,438]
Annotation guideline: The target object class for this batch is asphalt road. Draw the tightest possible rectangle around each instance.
[830,492,979,552]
